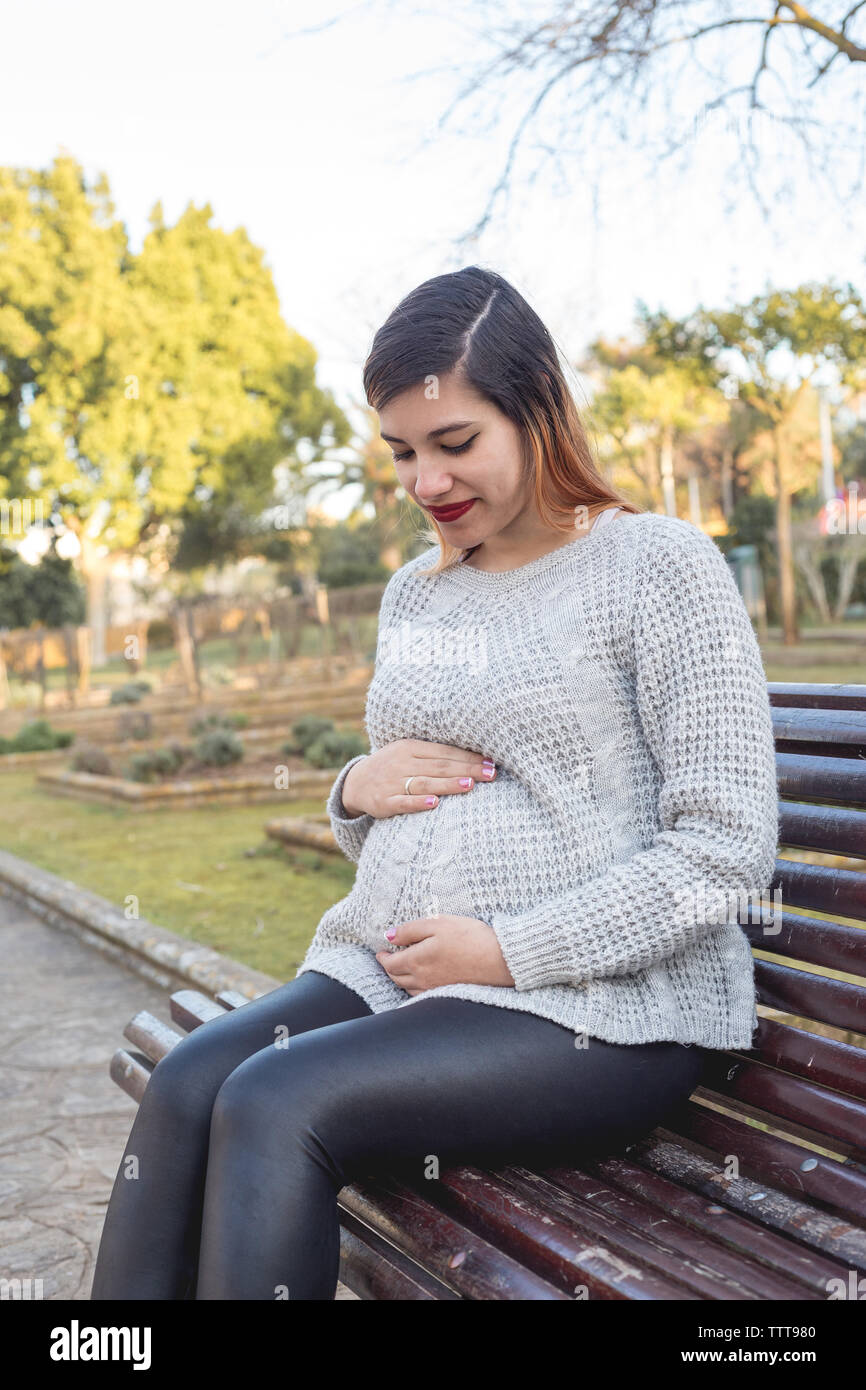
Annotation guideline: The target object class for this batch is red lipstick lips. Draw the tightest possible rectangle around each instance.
[426,498,477,521]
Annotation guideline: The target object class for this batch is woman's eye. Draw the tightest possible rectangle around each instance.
[443,436,476,456]
[392,435,477,464]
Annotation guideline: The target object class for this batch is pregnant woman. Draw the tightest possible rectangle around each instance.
[91,266,779,1301]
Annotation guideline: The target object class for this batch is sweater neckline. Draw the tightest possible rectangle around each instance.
[440,509,630,590]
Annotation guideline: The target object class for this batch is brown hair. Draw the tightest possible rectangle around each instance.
[363,265,640,576]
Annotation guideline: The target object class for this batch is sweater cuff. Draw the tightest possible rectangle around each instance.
[489,907,577,991]
[326,754,373,863]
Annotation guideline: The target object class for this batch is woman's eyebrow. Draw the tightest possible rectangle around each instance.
[381,420,476,444]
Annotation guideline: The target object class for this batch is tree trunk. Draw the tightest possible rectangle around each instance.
[793,542,831,624]
[0,637,9,711]
[721,445,734,521]
[659,426,676,516]
[76,533,111,668]
[834,539,866,621]
[62,624,79,707]
[76,626,91,696]
[688,471,702,528]
[773,426,799,645]
[174,602,202,700]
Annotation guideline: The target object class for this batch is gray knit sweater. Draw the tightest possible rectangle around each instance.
[295,509,779,1048]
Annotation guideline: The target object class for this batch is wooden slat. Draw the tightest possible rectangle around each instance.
[698,1051,866,1151]
[168,989,230,1031]
[214,989,254,1011]
[772,705,866,755]
[772,858,866,922]
[778,801,866,858]
[741,911,866,978]
[339,1177,575,1299]
[755,958,866,1034]
[109,1048,153,1104]
[668,1099,866,1225]
[632,1132,866,1269]
[775,750,866,807]
[432,1162,808,1300]
[769,683,866,711]
[337,1212,460,1300]
[122,1010,185,1064]
[743,1016,866,1101]
[569,1149,855,1299]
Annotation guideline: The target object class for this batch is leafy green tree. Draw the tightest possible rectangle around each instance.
[585,337,728,519]
[0,155,350,662]
[643,283,866,643]
[0,539,85,628]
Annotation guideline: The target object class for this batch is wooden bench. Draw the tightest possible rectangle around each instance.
[108,680,866,1300]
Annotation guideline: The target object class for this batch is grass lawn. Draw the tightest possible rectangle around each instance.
[0,769,357,981]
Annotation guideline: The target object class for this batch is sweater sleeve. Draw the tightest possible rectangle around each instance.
[489,524,779,991]
[326,753,375,864]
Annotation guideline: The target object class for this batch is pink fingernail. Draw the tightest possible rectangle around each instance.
[425,795,437,806]
[460,778,472,788]
[385,928,396,940]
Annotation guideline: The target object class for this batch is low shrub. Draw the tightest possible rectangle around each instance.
[303,727,368,769]
[109,681,151,705]
[289,715,335,754]
[189,711,249,736]
[72,743,115,776]
[0,719,75,754]
[126,743,190,782]
[193,728,244,767]
[117,711,152,741]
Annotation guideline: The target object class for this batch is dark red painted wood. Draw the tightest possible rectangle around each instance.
[754,958,866,1033]
[778,801,866,858]
[776,751,866,806]
[740,911,866,977]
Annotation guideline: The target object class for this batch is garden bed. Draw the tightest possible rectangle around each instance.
[263,814,337,855]
[37,760,339,810]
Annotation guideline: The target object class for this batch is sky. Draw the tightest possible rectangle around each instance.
[3,0,864,521]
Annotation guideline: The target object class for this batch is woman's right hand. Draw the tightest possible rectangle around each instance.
[340,739,497,819]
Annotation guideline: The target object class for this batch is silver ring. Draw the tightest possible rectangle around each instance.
[404,776,415,796]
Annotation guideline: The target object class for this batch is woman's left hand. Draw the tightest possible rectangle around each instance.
[375,915,516,995]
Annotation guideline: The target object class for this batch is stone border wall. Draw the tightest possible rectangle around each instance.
[36,766,339,810]
[0,848,280,999]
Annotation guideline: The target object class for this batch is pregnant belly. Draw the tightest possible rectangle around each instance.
[349,771,581,950]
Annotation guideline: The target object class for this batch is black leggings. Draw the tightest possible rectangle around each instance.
[90,970,707,1301]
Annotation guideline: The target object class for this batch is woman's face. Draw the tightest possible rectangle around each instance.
[378,372,532,546]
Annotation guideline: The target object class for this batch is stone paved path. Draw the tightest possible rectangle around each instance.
[0,894,358,1300]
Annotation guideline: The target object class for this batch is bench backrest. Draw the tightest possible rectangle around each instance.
[683,682,866,1226]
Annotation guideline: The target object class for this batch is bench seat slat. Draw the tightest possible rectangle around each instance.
[339,1178,576,1300]
[338,1213,461,1300]
[169,989,229,1031]
[123,1011,186,1064]
[435,1162,812,1300]
[571,1150,854,1299]
[109,1048,153,1104]
[631,1132,866,1269]
[668,1100,866,1229]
